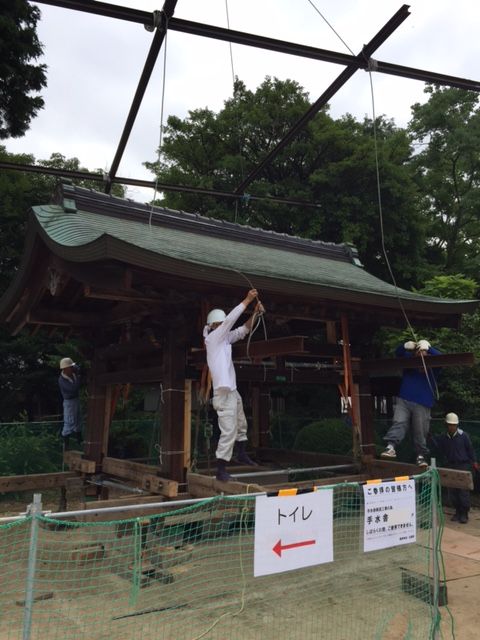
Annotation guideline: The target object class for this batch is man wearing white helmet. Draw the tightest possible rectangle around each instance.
[204,289,264,481]
[428,412,479,524]
[58,357,82,448]
[381,339,441,467]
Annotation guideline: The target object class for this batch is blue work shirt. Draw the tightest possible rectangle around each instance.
[396,344,441,408]
[429,429,476,465]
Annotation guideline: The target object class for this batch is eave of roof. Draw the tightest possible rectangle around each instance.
[0,185,478,323]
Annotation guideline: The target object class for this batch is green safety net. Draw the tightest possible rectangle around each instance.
[0,469,447,640]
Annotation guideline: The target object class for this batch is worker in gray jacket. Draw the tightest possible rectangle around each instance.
[58,357,82,448]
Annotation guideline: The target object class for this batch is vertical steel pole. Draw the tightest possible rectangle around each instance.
[22,493,42,640]
[430,459,440,639]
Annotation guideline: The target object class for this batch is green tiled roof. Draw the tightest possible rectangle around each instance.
[28,188,477,316]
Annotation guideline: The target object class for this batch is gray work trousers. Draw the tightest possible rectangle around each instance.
[383,397,431,456]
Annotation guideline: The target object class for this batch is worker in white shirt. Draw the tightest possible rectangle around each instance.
[204,289,264,481]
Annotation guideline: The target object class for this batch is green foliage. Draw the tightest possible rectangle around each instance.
[0,0,47,138]
[0,424,62,475]
[414,274,478,300]
[146,77,426,288]
[293,418,354,455]
[409,85,480,275]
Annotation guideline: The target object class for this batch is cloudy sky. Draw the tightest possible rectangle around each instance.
[6,0,480,202]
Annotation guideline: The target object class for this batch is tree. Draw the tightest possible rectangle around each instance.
[409,85,480,275]
[0,0,47,138]
[146,77,426,287]
[0,148,124,420]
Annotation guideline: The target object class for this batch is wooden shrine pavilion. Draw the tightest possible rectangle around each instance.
[0,181,477,505]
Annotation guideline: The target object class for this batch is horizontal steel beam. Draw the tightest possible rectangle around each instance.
[0,161,320,209]
[34,1,480,92]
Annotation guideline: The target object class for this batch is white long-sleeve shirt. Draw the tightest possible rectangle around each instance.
[204,303,249,392]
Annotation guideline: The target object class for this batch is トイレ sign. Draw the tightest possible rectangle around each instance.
[254,489,333,577]
[363,478,416,552]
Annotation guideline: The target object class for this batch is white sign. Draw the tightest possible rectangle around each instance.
[254,489,333,577]
[363,479,416,552]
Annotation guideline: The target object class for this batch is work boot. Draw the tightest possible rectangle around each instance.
[234,441,258,466]
[450,511,460,522]
[459,510,469,524]
[62,435,70,450]
[75,430,82,445]
[216,459,232,482]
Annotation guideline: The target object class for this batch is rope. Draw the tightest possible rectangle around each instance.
[224,0,246,222]
[149,10,169,228]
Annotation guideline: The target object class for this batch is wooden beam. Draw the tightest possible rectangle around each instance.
[235,365,342,385]
[63,450,97,474]
[29,307,99,326]
[102,457,178,498]
[363,457,474,490]
[257,448,357,467]
[190,336,308,366]
[357,377,375,457]
[361,352,475,374]
[0,472,77,493]
[84,348,108,464]
[84,285,165,304]
[97,366,164,385]
[97,339,162,361]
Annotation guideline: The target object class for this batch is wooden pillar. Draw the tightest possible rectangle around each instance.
[357,376,376,457]
[84,351,108,465]
[161,328,187,482]
[340,314,361,457]
[183,380,192,471]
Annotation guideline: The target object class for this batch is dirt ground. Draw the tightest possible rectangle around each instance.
[438,505,480,640]
[0,492,480,640]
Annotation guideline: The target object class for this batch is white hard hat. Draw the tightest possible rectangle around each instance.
[59,357,75,370]
[445,412,459,425]
[417,339,431,351]
[206,309,226,325]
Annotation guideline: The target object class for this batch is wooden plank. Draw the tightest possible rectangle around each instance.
[0,472,77,493]
[262,474,370,491]
[97,366,164,385]
[63,450,97,474]
[102,457,178,497]
[361,352,475,374]
[189,336,307,366]
[258,448,357,467]
[187,472,263,497]
[83,495,166,510]
[363,458,474,490]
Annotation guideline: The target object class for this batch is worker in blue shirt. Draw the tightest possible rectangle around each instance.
[429,413,479,524]
[381,339,441,467]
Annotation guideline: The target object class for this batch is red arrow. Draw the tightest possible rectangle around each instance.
[272,538,316,557]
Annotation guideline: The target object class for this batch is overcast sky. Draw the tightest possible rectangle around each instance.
[6,0,480,202]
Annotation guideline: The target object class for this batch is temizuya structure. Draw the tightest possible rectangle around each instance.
[0,182,477,502]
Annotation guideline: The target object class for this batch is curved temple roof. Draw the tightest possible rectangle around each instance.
[0,183,478,326]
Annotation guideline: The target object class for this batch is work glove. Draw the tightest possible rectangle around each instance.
[416,339,431,351]
[404,341,417,351]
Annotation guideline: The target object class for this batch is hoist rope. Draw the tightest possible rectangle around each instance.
[307,0,438,399]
